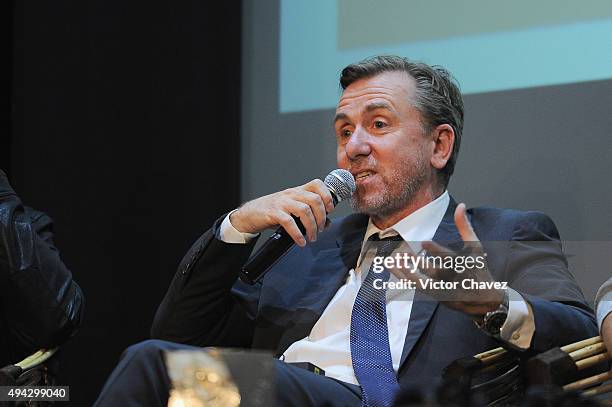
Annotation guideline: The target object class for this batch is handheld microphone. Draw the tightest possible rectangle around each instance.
[239,169,356,285]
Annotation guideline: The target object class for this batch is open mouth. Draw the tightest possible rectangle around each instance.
[355,171,374,181]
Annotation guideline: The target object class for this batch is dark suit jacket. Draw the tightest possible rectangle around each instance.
[152,199,597,388]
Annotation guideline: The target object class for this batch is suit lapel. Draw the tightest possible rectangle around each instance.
[399,198,461,369]
[274,198,465,366]
[294,223,365,310]
[275,218,366,355]
[293,247,356,311]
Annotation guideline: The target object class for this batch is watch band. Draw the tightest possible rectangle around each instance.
[475,289,509,337]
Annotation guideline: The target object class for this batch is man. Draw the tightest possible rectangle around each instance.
[95,56,597,406]
[596,278,612,358]
[0,169,84,368]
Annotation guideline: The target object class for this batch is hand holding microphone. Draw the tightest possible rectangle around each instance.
[230,169,355,246]
[231,179,332,247]
[234,169,355,284]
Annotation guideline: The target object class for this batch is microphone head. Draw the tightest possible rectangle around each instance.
[324,169,356,205]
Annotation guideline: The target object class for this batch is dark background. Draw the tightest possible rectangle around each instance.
[9,0,241,404]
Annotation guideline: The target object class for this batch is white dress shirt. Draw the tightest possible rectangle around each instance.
[219,191,534,385]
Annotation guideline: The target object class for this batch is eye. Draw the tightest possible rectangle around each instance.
[374,120,386,129]
[342,129,352,137]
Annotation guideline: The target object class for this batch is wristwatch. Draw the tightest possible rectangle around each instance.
[475,290,509,337]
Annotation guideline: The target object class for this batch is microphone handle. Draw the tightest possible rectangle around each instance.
[240,215,306,285]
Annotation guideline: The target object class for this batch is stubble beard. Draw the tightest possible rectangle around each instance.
[349,155,429,218]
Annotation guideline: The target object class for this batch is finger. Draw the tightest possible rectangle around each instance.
[412,255,452,281]
[388,264,419,282]
[419,242,464,280]
[387,266,403,280]
[421,240,484,278]
[304,179,335,213]
[414,259,442,280]
[276,212,306,247]
[454,203,479,242]
[421,241,465,267]
[297,190,328,231]
[324,218,332,230]
[287,200,318,242]
[422,240,454,257]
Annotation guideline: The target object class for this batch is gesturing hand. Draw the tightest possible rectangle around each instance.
[391,203,505,318]
[230,179,335,247]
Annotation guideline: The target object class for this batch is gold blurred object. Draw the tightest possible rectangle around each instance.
[168,389,204,407]
[165,349,241,407]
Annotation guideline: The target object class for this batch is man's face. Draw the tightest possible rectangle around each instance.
[334,71,434,218]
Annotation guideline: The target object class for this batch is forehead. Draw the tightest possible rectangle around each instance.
[336,70,416,114]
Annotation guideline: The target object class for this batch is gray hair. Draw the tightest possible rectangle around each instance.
[339,55,464,188]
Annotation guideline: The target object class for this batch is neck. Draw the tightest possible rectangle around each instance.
[371,184,445,230]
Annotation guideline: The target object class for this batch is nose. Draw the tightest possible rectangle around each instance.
[344,126,372,161]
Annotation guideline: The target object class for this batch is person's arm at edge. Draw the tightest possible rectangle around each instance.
[595,278,612,358]
[0,169,84,356]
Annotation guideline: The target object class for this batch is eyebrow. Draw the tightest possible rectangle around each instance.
[333,101,396,125]
[365,101,395,114]
[333,112,349,126]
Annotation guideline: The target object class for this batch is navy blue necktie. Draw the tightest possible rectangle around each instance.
[350,234,403,407]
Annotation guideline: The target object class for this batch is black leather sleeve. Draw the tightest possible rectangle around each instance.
[0,170,85,360]
[151,214,260,348]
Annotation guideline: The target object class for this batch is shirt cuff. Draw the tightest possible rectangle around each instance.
[499,288,535,350]
[218,210,259,244]
[597,290,612,332]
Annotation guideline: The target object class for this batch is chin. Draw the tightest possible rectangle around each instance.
[350,195,391,217]
[351,187,416,218]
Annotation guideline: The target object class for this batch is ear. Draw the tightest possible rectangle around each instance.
[430,124,455,171]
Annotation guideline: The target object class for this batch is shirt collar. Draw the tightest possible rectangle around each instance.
[362,190,450,245]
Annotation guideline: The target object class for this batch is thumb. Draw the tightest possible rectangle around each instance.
[454,203,479,242]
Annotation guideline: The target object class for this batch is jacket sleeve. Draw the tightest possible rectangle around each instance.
[150,214,260,348]
[503,211,599,352]
[0,170,84,357]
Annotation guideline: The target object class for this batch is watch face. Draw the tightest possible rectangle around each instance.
[485,311,508,335]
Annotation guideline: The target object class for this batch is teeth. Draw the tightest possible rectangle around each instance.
[356,171,372,179]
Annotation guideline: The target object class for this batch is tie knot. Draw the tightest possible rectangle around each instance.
[369,233,403,243]
[369,233,403,257]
